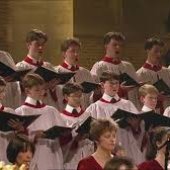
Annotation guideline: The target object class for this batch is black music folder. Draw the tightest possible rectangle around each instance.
[81,81,100,93]
[43,126,72,139]
[0,111,40,132]
[0,61,31,81]
[76,117,93,134]
[119,73,139,86]
[34,66,75,84]
[153,79,170,95]
[111,109,170,130]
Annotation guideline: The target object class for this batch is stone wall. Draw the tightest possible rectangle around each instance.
[0,0,73,65]
[1,0,170,69]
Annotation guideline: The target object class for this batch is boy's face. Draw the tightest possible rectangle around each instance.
[63,44,80,65]
[26,84,45,101]
[27,38,46,57]
[101,80,119,97]
[140,93,157,110]
[0,86,6,101]
[105,39,123,57]
[147,45,163,62]
[65,90,82,107]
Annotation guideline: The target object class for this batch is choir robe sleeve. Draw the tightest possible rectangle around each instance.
[85,103,98,119]
[164,106,170,117]
[90,61,101,77]
[0,51,21,109]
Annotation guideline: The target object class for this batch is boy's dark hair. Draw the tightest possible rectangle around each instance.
[22,73,45,89]
[104,156,134,170]
[144,37,164,50]
[100,72,120,83]
[26,29,48,43]
[104,31,125,45]
[7,135,35,164]
[62,83,83,96]
[61,37,81,52]
[0,76,6,86]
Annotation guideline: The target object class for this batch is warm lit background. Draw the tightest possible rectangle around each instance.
[1,0,170,69]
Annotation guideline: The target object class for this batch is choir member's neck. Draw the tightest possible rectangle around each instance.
[142,105,155,112]
[27,52,42,61]
[104,92,118,98]
[147,56,161,66]
[94,146,112,161]
[67,103,81,108]
[155,151,165,169]
[27,95,43,102]
[64,58,78,67]
[105,52,121,61]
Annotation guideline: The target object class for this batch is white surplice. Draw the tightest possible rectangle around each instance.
[90,59,140,109]
[137,62,170,112]
[0,51,21,109]
[164,106,170,117]
[86,93,144,165]
[15,96,65,170]
[60,104,93,170]
[0,104,15,163]
[16,55,59,109]
[54,62,94,111]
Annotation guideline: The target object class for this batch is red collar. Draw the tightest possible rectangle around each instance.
[61,62,79,71]
[24,56,44,67]
[143,62,162,72]
[102,56,121,65]
[24,102,46,108]
[0,105,4,111]
[61,109,84,117]
[100,98,120,104]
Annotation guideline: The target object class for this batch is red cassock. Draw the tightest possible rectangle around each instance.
[138,160,164,170]
[77,156,103,170]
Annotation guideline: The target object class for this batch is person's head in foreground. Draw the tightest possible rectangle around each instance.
[90,118,118,154]
[6,135,35,170]
[145,126,170,160]
[104,156,137,170]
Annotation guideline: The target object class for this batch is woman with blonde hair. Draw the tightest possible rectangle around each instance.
[77,118,118,170]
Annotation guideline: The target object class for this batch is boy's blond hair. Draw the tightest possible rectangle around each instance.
[139,84,159,97]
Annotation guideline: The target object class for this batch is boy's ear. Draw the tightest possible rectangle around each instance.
[139,96,145,104]
[61,51,66,59]
[146,49,150,54]
[95,139,99,145]
[100,82,104,89]
[25,87,30,94]
[156,140,163,148]
[64,94,68,101]
[26,42,31,49]
[104,44,108,51]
